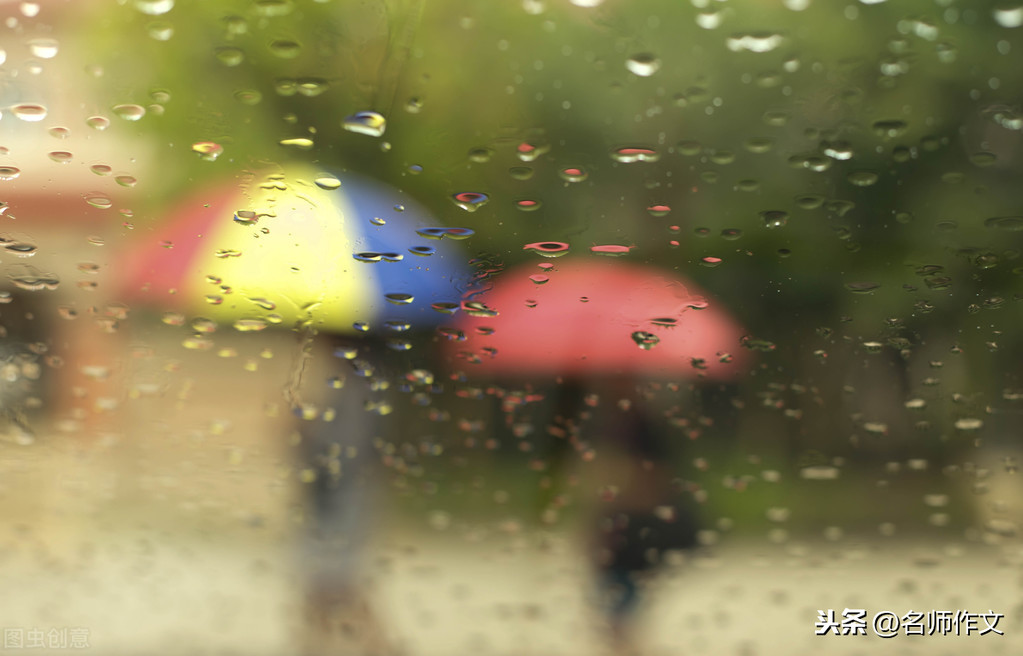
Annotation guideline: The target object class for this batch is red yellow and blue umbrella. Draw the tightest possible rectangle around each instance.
[117,165,470,334]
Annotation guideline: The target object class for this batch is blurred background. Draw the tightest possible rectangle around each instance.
[1,0,1022,654]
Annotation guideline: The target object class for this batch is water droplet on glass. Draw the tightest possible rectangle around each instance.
[558,167,588,182]
[762,110,790,127]
[112,104,145,121]
[468,147,494,163]
[384,293,414,305]
[970,151,997,167]
[431,302,459,314]
[632,331,660,350]
[159,312,185,326]
[726,32,785,53]
[625,53,660,76]
[86,116,110,130]
[192,141,223,161]
[789,153,832,171]
[416,227,475,240]
[27,38,58,59]
[215,46,245,66]
[515,199,542,211]
[760,210,789,228]
[700,256,723,267]
[610,146,659,163]
[523,241,570,257]
[409,245,436,256]
[821,140,854,160]
[314,174,341,190]
[279,137,314,150]
[954,418,984,431]
[90,165,112,176]
[462,301,498,317]
[233,210,259,225]
[744,137,774,154]
[84,194,113,209]
[800,466,839,480]
[721,228,743,240]
[115,175,138,188]
[696,10,724,29]
[847,170,879,186]
[591,244,633,256]
[708,150,736,165]
[674,141,700,156]
[872,119,908,138]
[233,319,268,333]
[191,317,218,334]
[451,191,490,211]
[984,216,1023,231]
[48,151,72,163]
[268,39,301,59]
[134,0,174,15]
[10,274,59,291]
[11,104,47,122]
[276,80,299,97]
[48,126,70,139]
[234,89,262,105]
[795,194,825,210]
[517,141,551,162]
[343,111,386,137]
[509,166,534,180]
[845,281,881,293]
[994,5,1023,28]
[740,336,776,352]
[243,297,275,312]
[145,21,174,41]
[0,167,20,181]
[254,0,293,16]
[4,242,36,257]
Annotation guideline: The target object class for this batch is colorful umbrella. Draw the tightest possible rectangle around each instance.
[446,258,749,380]
[117,165,469,333]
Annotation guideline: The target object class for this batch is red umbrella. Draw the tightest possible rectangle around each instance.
[446,258,749,380]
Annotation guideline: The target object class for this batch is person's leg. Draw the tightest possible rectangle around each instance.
[597,566,642,656]
[297,339,395,656]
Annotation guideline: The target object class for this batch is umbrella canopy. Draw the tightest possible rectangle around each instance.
[446,258,750,380]
[117,165,469,334]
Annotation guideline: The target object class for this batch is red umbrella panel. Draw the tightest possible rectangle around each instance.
[446,259,750,381]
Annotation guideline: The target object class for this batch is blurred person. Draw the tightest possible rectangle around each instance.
[0,337,44,443]
[0,0,152,442]
[543,378,702,656]
[116,161,467,654]
[292,332,398,656]
[448,259,747,654]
